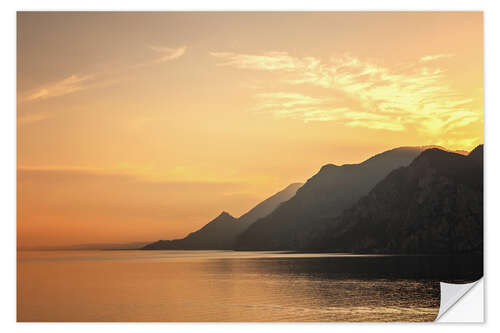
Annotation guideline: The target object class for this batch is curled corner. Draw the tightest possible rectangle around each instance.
[435,278,483,322]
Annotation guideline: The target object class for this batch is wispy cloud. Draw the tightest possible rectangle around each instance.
[254,92,330,110]
[213,51,480,138]
[419,53,455,63]
[19,166,246,192]
[252,92,340,122]
[253,92,403,130]
[211,51,318,72]
[23,74,95,102]
[22,45,186,105]
[19,45,188,126]
[18,112,53,125]
[149,45,187,63]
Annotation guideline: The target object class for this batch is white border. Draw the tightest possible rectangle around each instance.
[3,1,498,331]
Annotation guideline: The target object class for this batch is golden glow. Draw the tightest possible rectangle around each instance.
[17,12,483,248]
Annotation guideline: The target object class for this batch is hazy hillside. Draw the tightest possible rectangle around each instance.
[22,242,151,251]
[143,183,302,250]
[235,146,430,250]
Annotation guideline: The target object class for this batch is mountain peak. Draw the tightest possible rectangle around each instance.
[318,163,338,173]
[468,144,483,164]
[469,144,483,156]
[410,147,459,166]
[413,145,479,164]
[217,211,234,219]
[143,183,301,250]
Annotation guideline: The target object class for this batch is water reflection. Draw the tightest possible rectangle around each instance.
[17,251,482,322]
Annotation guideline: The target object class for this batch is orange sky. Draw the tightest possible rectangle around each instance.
[17,12,483,249]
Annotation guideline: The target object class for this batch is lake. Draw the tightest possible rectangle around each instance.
[17,250,482,322]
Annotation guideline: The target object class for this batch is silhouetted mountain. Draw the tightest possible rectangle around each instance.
[309,145,483,254]
[235,147,431,250]
[142,183,302,250]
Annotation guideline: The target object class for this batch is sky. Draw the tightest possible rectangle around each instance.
[17,12,483,249]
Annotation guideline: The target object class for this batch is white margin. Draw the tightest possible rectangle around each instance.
[3,0,499,331]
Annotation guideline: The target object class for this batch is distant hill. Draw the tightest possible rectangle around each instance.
[309,145,483,254]
[142,183,302,250]
[23,241,151,251]
[235,146,431,250]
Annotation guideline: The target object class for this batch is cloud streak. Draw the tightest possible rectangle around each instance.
[253,92,404,130]
[211,51,318,72]
[23,74,96,102]
[21,45,187,105]
[213,51,481,138]
[19,45,189,126]
[19,166,246,193]
[149,45,187,63]
[419,53,455,63]
[18,166,255,246]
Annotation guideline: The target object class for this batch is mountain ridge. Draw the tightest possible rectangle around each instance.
[235,146,432,250]
[307,145,483,254]
[142,144,481,253]
[142,182,302,250]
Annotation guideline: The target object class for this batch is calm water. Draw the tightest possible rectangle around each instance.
[17,250,482,322]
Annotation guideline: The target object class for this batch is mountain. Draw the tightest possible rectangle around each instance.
[142,183,302,250]
[309,145,483,254]
[235,146,431,250]
[142,211,238,250]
